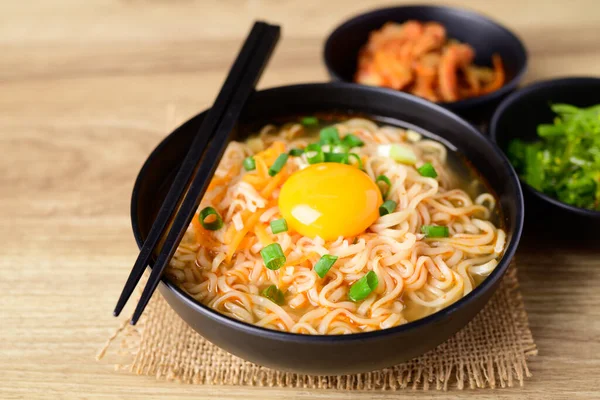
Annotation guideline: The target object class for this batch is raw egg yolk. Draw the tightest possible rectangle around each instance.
[278,163,383,241]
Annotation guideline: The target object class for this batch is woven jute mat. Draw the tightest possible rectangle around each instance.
[98,265,537,390]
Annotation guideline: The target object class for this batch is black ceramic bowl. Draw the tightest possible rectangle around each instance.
[323,5,527,121]
[131,83,524,375]
[490,77,600,226]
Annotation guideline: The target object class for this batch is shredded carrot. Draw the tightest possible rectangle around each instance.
[285,254,311,266]
[257,141,286,164]
[207,177,227,192]
[191,215,203,241]
[243,174,264,186]
[228,163,241,179]
[260,165,287,199]
[221,141,291,261]
[254,223,271,246]
[226,209,265,262]
[255,157,269,179]
[237,236,255,250]
[224,223,236,244]
[480,54,505,94]
[243,141,290,194]
[210,188,227,206]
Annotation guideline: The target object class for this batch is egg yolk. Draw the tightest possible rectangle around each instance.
[278,163,383,241]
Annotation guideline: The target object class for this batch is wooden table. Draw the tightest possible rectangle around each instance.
[1,1,599,398]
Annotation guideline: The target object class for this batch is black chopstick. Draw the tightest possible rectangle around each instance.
[117,22,279,325]
[114,22,279,322]
[113,21,267,318]
[129,25,280,324]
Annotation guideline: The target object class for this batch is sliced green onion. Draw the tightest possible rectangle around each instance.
[417,163,438,178]
[376,175,392,198]
[391,144,417,164]
[347,153,363,169]
[268,153,289,177]
[319,126,341,145]
[348,271,379,302]
[270,218,288,234]
[260,243,286,270]
[378,144,417,165]
[305,143,324,164]
[379,200,397,216]
[289,148,304,157]
[243,156,256,171]
[330,144,349,154]
[324,152,348,163]
[261,285,285,305]
[421,225,450,238]
[199,207,223,230]
[301,116,318,126]
[314,254,338,278]
[343,133,364,148]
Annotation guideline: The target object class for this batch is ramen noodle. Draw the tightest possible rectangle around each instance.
[166,117,506,335]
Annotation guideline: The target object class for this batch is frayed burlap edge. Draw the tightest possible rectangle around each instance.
[98,264,537,390]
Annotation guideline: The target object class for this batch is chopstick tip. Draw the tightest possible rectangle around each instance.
[254,20,280,31]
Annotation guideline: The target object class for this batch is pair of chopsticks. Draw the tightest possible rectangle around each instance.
[114,21,281,325]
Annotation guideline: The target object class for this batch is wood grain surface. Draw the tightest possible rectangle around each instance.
[1,1,599,399]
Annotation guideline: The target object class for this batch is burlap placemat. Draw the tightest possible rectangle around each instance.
[98,265,536,390]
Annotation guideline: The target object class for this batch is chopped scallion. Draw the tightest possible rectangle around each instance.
[348,271,378,301]
[270,218,288,234]
[198,207,223,231]
[243,156,256,171]
[301,116,318,126]
[268,153,289,177]
[378,144,417,165]
[347,153,363,169]
[390,144,417,164]
[319,126,341,145]
[376,175,392,198]
[417,163,438,178]
[324,152,348,163]
[314,254,338,278]
[421,225,450,238]
[379,200,397,216]
[330,144,350,154]
[305,143,324,164]
[342,134,364,148]
[261,285,285,305]
[288,148,304,157]
[260,243,286,270]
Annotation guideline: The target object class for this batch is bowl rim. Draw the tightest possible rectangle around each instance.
[130,81,524,343]
[489,76,600,218]
[322,4,528,110]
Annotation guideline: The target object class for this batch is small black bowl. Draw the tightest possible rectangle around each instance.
[323,5,528,122]
[489,77,600,227]
[131,83,524,375]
